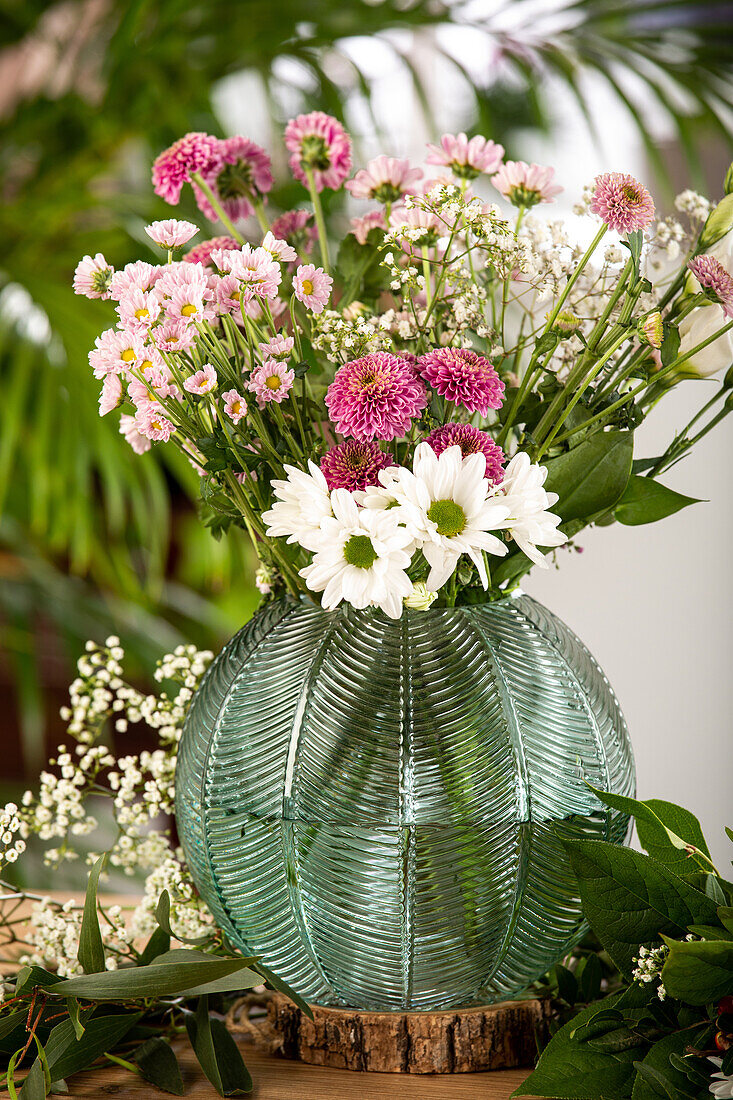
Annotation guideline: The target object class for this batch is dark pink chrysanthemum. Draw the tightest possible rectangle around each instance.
[320,439,395,492]
[152,132,222,205]
[418,348,505,416]
[425,423,505,484]
[590,172,655,234]
[193,136,273,222]
[325,352,428,442]
[284,112,352,193]
[688,255,733,318]
[184,236,241,268]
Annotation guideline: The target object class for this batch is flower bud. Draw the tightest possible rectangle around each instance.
[700,193,733,249]
[638,312,663,349]
[404,582,437,611]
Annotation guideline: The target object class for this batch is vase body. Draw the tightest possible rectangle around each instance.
[176,595,634,1011]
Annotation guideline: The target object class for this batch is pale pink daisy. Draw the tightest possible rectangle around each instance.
[590,172,655,234]
[214,274,244,323]
[259,334,294,361]
[184,236,240,268]
[492,162,563,207]
[155,262,212,298]
[128,364,176,410]
[222,389,247,424]
[419,348,505,416]
[320,439,395,492]
[151,319,196,353]
[426,133,504,179]
[120,413,151,455]
[99,373,123,416]
[426,423,505,485]
[346,156,423,203]
[152,132,222,205]
[247,360,295,407]
[165,284,216,325]
[116,288,162,332]
[88,329,146,378]
[325,352,428,441]
[184,363,218,395]
[145,219,199,249]
[293,264,332,313]
[350,209,387,245]
[688,255,733,318]
[284,112,352,193]
[193,136,273,222]
[228,245,282,300]
[135,404,176,442]
[73,253,114,299]
[261,232,298,264]
[270,209,317,262]
[108,261,159,300]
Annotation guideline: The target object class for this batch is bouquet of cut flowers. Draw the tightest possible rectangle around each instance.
[74,114,733,616]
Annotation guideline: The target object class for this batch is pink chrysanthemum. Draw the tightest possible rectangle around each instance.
[293,264,332,314]
[222,389,247,425]
[151,319,196,353]
[492,162,562,207]
[261,231,298,264]
[213,274,243,323]
[346,156,423,203]
[425,424,506,485]
[193,136,273,222]
[120,413,151,455]
[73,253,114,299]
[184,363,217,395]
[389,205,442,251]
[259,334,294,361]
[426,133,504,179]
[325,352,428,442]
[688,256,733,318]
[270,209,317,262]
[226,245,282,301]
[128,363,175,411]
[152,132,222,205]
[184,236,240,268]
[155,262,211,297]
[350,209,387,245]
[320,439,395,492]
[418,348,505,416]
[88,329,146,378]
[165,283,216,326]
[145,219,199,249]
[284,112,352,193]
[135,404,176,443]
[590,172,655,234]
[116,288,162,333]
[247,360,295,408]
[99,373,123,417]
[108,261,159,301]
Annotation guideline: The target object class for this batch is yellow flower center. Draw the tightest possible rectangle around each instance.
[141,360,153,372]
[231,400,242,414]
[265,375,282,390]
[135,307,149,319]
[301,279,314,296]
[181,303,197,317]
[121,348,136,362]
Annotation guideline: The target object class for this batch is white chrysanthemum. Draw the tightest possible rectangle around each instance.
[709,1059,733,1100]
[262,461,332,548]
[386,443,509,591]
[300,490,413,619]
[496,452,566,566]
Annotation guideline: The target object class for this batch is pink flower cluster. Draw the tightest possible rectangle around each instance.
[320,440,395,492]
[426,132,504,179]
[426,424,505,485]
[418,349,505,417]
[325,352,428,441]
[590,172,655,234]
[688,256,733,318]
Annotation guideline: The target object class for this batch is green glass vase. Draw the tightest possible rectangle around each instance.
[175,594,634,1010]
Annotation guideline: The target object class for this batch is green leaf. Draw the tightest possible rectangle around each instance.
[627,230,643,280]
[0,1011,28,1043]
[543,430,633,523]
[134,1037,185,1096]
[50,953,261,1001]
[563,839,719,976]
[660,325,681,368]
[700,193,733,248]
[579,952,603,1003]
[631,1027,706,1100]
[660,936,733,1005]
[554,963,578,1006]
[614,476,701,527]
[18,1057,47,1100]
[587,788,711,874]
[77,854,106,975]
[65,999,85,1041]
[185,996,253,1097]
[139,926,171,966]
[724,162,733,196]
[512,991,642,1098]
[154,891,211,947]
[39,1013,142,1083]
[718,907,733,935]
[252,960,315,1021]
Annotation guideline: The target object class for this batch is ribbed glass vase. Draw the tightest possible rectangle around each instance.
[175,594,634,1011]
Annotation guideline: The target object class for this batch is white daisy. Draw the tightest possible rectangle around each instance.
[262,461,332,548]
[300,490,414,619]
[709,1058,733,1099]
[496,451,566,566]
[387,443,509,592]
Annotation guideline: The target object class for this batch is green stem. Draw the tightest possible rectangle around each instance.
[104,1054,141,1075]
[545,224,608,331]
[304,166,330,271]
[190,173,244,244]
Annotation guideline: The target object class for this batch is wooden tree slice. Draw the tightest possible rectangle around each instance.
[256,993,551,1074]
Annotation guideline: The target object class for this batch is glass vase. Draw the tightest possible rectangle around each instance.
[175,594,634,1011]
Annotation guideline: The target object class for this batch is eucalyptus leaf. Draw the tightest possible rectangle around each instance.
[18,1057,47,1100]
[614,476,701,526]
[252,960,315,1021]
[134,1037,185,1095]
[139,926,171,966]
[65,1000,85,1041]
[543,430,633,523]
[28,1013,142,1085]
[185,996,253,1097]
[78,854,106,975]
[50,954,260,1001]
[660,936,733,1004]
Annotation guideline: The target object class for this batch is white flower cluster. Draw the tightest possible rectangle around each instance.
[632,943,669,1000]
[311,308,393,360]
[0,802,26,865]
[130,856,215,942]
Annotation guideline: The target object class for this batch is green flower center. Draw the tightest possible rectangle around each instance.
[299,135,331,172]
[508,184,541,209]
[622,183,641,204]
[373,182,404,204]
[216,160,254,201]
[343,534,378,569]
[427,499,466,538]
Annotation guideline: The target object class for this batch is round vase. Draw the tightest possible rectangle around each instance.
[175,594,634,1011]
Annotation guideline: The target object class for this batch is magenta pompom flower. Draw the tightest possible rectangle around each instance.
[688,256,733,318]
[146,219,199,249]
[590,172,655,234]
[425,424,505,485]
[222,389,247,425]
[419,348,505,416]
[426,133,504,180]
[284,112,352,193]
[492,162,562,208]
[325,352,428,442]
[248,361,295,408]
[346,156,422,203]
[184,236,240,268]
[320,439,395,492]
[73,253,114,299]
[193,136,273,222]
[152,132,222,205]
[293,264,333,314]
[184,363,218,395]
